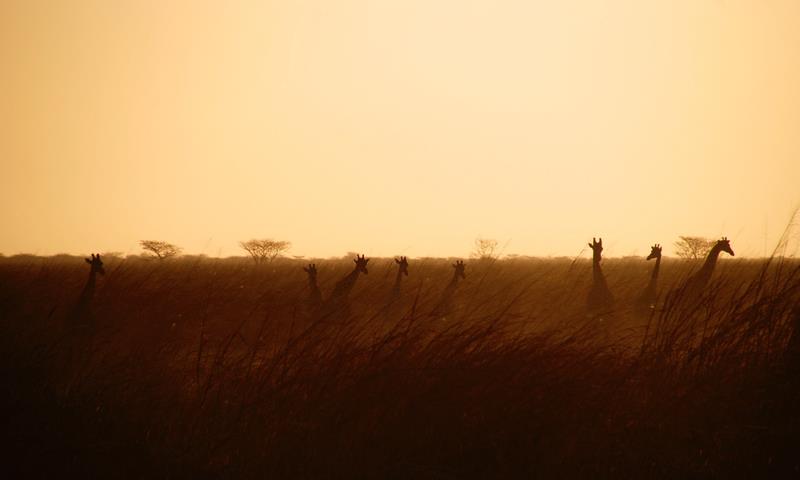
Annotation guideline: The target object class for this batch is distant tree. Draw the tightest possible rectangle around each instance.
[139,240,182,260]
[674,236,714,259]
[239,239,291,264]
[471,237,499,260]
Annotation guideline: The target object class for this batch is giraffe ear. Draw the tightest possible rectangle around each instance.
[85,258,92,264]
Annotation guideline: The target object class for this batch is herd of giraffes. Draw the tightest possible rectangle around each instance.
[587,236,735,316]
[56,237,800,379]
[69,237,738,327]
[301,254,466,319]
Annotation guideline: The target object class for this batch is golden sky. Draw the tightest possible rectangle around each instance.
[1,0,798,258]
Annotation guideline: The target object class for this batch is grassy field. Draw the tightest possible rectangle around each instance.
[1,253,799,478]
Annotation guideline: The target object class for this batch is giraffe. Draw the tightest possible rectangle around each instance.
[431,260,466,319]
[390,256,409,300]
[669,238,735,353]
[60,253,104,392]
[635,244,662,313]
[683,237,734,294]
[378,256,410,319]
[303,263,322,311]
[586,238,614,315]
[323,254,369,317]
[68,253,105,328]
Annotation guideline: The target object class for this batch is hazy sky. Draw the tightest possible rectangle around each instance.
[2,0,798,258]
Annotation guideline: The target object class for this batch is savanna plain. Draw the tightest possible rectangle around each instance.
[1,248,800,478]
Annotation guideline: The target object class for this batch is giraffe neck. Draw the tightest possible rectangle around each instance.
[650,255,661,281]
[432,270,462,317]
[71,268,99,322]
[392,268,404,293]
[308,274,321,297]
[696,245,723,280]
[592,255,606,286]
[331,267,361,299]
[79,269,97,303]
[640,255,660,301]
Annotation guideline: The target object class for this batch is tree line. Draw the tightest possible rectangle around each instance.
[139,238,290,263]
[136,235,719,262]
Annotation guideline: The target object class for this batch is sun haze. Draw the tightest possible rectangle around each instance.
[1,0,798,258]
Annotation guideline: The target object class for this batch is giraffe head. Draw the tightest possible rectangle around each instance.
[588,237,603,261]
[395,256,409,276]
[85,253,105,275]
[303,263,318,279]
[646,244,662,261]
[716,237,735,257]
[354,254,369,274]
[452,260,466,279]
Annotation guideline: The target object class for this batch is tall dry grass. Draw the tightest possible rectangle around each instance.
[1,251,799,478]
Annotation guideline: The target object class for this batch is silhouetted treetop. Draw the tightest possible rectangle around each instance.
[139,240,182,260]
[239,239,291,263]
[674,236,714,259]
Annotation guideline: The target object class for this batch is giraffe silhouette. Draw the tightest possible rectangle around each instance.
[322,254,369,318]
[683,237,734,294]
[303,263,322,312]
[586,238,614,315]
[59,253,104,392]
[431,260,466,319]
[377,256,410,319]
[635,244,662,314]
[67,253,105,329]
[390,256,409,301]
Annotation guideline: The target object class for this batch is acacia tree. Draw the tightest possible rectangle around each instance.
[674,236,714,259]
[471,237,499,260]
[139,240,182,260]
[239,239,291,264]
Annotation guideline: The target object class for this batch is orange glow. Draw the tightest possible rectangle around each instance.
[1,1,798,257]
